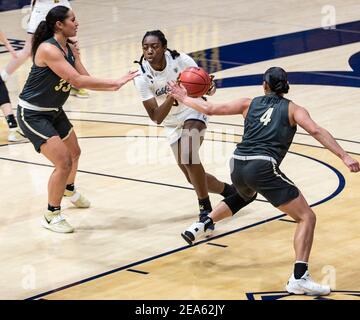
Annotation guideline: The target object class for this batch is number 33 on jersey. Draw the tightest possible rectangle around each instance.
[55,79,71,93]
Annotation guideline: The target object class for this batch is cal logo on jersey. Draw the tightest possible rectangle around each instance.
[155,86,169,96]
[246,290,360,300]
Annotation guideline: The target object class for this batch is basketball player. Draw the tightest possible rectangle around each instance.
[1,0,89,98]
[168,67,359,296]
[17,6,138,233]
[0,30,27,142]
[133,30,236,227]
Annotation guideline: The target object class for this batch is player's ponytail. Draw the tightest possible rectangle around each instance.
[32,5,70,58]
[167,48,180,60]
[263,67,290,95]
[134,55,145,73]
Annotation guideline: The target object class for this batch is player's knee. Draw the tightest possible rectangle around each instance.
[57,154,72,173]
[222,192,257,215]
[307,211,316,227]
[72,146,81,161]
[299,210,316,227]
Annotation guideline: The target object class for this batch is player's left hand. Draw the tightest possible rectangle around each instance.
[68,40,80,58]
[206,75,216,96]
[168,80,188,102]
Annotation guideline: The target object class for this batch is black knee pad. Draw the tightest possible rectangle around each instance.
[222,192,257,215]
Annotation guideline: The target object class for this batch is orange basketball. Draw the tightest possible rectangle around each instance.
[178,67,212,97]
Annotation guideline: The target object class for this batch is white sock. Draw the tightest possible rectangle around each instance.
[1,70,9,82]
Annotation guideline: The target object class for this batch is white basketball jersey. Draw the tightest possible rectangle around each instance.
[133,51,198,117]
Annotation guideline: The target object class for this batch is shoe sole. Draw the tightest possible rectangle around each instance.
[41,219,74,234]
[70,93,89,98]
[181,232,194,246]
[286,285,330,296]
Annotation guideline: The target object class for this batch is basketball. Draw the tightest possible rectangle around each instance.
[178,67,212,97]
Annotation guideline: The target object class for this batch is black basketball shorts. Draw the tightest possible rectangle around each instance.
[17,106,73,153]
[230,157,299,207]
[0,77,11,106]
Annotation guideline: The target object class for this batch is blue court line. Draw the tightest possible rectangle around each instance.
[20,136,345,300]
[278,218,297,223]
[206,243,228,248]
[190,20,360,71]
[126,269,149,275]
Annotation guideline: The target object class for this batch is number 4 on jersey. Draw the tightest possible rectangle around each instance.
[260,107,274,126]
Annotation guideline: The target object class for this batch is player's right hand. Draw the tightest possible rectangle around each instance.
[167,80,188,102]
[342,154,360,172]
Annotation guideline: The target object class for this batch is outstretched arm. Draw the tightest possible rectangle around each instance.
[168,81,251,116]
[39,43,138,91]
[290,102,359,172]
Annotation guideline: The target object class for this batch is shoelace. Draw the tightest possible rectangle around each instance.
[50,214,66,225]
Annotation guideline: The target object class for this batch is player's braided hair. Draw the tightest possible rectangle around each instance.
[134,30,180,73]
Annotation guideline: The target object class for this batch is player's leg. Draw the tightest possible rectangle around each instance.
[178,120,235,215]
[277,193,330,295]
[40,136,74,233]
[54,109,90,208]
[62,129,90,208]
[17,106,74,233]
[171,139,234,196]
[180,157,257,243]
[0,78,27,141]
[277,193,316,264]
[248,160,330,296]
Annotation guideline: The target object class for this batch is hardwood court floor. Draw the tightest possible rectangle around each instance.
[0,0,359,300]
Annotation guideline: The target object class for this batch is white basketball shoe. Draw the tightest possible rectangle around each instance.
[286,271,331,296]
[182,221,214,245]
[41,210,74,233]
[64,188,90,208]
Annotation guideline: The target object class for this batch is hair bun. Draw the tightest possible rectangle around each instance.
[274,80,289,94]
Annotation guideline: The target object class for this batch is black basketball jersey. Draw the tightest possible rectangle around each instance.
[235,94,297,164]
[19,37,75,109]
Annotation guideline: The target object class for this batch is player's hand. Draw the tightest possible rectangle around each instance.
[168,80,188,102]
[117,70,140,88]
[68,40,80,58]
[206,75,216,96]
[342,154,360,172]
